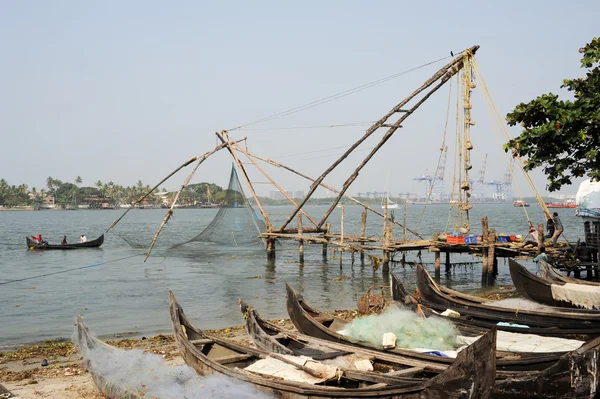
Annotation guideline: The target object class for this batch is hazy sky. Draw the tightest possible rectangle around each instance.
[1,1,598,198]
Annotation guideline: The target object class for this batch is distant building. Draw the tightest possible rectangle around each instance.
[270,190,305,200]
[293,191,304,199]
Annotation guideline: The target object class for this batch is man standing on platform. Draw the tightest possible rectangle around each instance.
[551,212,564,246]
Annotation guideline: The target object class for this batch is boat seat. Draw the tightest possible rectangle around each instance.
[214,353,254,365]
[190,338,214,346]
[312,314,334,324]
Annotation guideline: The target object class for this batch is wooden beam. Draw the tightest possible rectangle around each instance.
[278,45,479,232]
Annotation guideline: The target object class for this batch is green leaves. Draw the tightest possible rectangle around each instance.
[505,37,600,191]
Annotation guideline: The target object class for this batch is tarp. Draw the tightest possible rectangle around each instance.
[457,331,583,353]
[244,355,338,384]
[576,180,600,218]
[551,283,600,310]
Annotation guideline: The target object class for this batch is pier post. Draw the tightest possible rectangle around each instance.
[297,214,304,264]
[382,200,390,273]
[481,217,489,281]
[266,237,276,259]
[485,228,497,285]
[434,250,441,273]
[323,223,330,260]
[340,205,345,245]
[536,223,544,250]
[445,251,451,273]
[360,209,367,262]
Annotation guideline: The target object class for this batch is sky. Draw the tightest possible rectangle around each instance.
[1,1,598,198]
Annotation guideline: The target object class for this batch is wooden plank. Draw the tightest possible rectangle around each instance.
[214,353,254,364]
[190,338,214,346]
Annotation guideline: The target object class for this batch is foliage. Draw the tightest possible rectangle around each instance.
[504,37,600,191]
[0,179,30,207]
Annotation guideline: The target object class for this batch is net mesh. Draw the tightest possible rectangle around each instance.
[111,165,266,254]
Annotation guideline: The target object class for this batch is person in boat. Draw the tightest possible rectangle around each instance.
[31,234,47,245]
[551,212,564,246]
[533,246,549,275]
[80,234,87,243]
[61,235,67,245]
[523,226,539,247]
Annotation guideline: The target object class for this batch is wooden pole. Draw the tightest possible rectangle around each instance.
[216,131,272,231]
[487,228,496,274]
[383,199,390,272]
[266,238,276,259]
[278,46,480,232]
[403,199,407,241]
[322,222,330,259]
[143,141,232,261]
[231,142,319,228]
[434,250,441,274]
[106,140,243,234]
[536,223,544,250]
[340,205,345,245]
[240,149,421,237]
[297,214,304,264]
[481,217,489,243]
[360,209,367,261]
[445,251,451,272]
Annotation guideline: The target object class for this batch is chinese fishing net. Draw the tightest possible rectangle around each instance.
[111,165,266,256]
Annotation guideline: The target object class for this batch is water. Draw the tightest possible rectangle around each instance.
[0,204,584,346]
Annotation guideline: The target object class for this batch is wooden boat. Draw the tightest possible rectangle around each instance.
[75,315,147,399]
[284,283,577,371]
[399,265,600,338]
[26,234,104,250]
[170,291,496,399]
[0,383,16,398]
[510,258,600,309]
[540,260,600,286]
[242,298,600,398]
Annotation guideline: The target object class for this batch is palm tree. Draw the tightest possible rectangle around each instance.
[75,176,82,187]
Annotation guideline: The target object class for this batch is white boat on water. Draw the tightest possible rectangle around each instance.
[381,171,399,209]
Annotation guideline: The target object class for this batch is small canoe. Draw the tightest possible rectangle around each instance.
[510,258,600,310]
[241,298,600,398]
[285,283,576,371]
[26,234,104,250]
[170,291,496,399]
[539,259,600,286]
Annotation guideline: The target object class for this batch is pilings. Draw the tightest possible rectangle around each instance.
[360,209,367,262]
[297,214,304,264]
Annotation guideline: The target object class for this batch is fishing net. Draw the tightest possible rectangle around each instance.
[74,327,272,398]
[340,306,459,351]
[111,165,266,254]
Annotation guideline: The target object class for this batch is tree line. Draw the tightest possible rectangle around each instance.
[0,176,228,208]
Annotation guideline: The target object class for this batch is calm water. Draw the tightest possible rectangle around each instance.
[0,204,584,346]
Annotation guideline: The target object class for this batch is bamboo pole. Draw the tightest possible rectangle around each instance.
[383,199,390,271]
[323,222,330,259]
[238,148,421,237]
[297,214,304,263]
[487,228,496,274]
[360,209,367,261]
[278,46,479,232]
[230,141,319,228]
[340,205,345,245]
[216,131,272,230]
[144,142,227,261]
[106,139,245,234]
[537,223,544,250]
[317,71,465,229]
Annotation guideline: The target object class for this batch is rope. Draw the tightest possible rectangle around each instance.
[415,79,453,232]
[228,55,453,131]
[470,59,533,226]
[241,121,375,131]
[0,253,142,285]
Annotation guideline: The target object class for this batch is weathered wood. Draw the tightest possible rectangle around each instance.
[361,210,367,261]
[487,228,496,274]
[537,223,544,250]
[383,200,390,271]
[435,251,441,273]
[105,138,245,235]
[214,353,254,365]
[481,217,489,243]
[340,205,345,245]
[240,150,422,239]
[297,214,304,263]
[144,140,229,261]
[278,46,479,232]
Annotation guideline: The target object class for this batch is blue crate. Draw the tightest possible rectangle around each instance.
[464,235,477,244]
[497,236,509,243]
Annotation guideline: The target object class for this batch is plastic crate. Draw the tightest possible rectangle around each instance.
[464,235,477,244]
[448,236,464,244]
[497,236,509,243]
